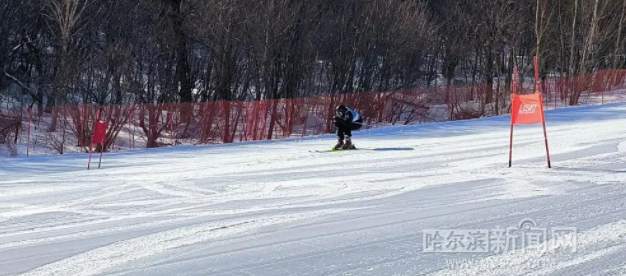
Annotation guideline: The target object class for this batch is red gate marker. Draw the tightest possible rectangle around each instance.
[509,56,551,168]
[88,120,108,170]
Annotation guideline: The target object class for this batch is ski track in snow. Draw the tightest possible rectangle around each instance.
[1,103,626,275]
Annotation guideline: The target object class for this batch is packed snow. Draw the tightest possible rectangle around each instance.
[2,102,626,275]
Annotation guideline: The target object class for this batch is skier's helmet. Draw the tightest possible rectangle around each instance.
[336,105,347,117]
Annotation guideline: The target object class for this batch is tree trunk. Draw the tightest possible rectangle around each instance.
[613,0,626,69]
[167,0,192,103]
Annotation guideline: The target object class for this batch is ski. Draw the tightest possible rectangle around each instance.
[309,148,358,153]
[309,147,414,153]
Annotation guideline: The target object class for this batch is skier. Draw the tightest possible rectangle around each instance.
[334,105,363,150]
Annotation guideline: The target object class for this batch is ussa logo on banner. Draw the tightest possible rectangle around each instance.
[520,103,538,114]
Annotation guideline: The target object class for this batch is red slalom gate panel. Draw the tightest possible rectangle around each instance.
[92,120,108,145]
[88,120,108,170]
[511,93,544,125]
[509,56,551,168]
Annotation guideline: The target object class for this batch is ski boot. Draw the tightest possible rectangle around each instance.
[333,138,344,151]
[342,137,356,150]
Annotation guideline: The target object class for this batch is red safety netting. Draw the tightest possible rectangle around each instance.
[3,69,626,154]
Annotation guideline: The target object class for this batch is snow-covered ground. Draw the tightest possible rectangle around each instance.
[1,102,626,275]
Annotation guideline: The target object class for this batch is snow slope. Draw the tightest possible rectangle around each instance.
[1,103,626,275]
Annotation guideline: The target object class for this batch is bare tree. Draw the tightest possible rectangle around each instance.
[44,0,92,130]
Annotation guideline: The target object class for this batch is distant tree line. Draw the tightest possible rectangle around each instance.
[2,0,626,121]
